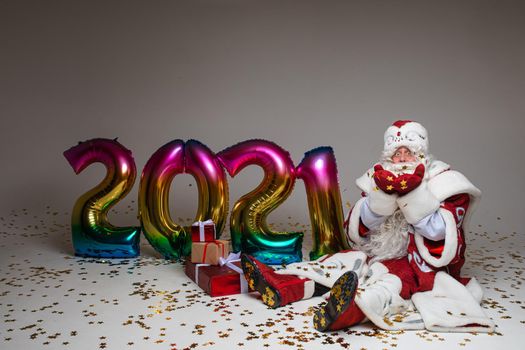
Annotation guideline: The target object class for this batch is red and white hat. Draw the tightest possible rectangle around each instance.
[383,120,429,157]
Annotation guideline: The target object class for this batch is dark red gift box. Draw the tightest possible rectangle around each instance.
[184,259,248,297]
[191,220,216,242]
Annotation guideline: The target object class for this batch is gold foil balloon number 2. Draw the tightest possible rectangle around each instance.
[65,138,349,263]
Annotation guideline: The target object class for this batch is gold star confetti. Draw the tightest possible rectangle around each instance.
[0,206,519,349]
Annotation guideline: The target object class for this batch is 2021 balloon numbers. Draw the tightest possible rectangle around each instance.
[64,138,349,264]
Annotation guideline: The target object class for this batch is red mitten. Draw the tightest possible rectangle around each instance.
[394,164,425,195]
[373,164,397,194]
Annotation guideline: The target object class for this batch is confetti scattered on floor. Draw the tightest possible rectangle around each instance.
[0,206,523,349]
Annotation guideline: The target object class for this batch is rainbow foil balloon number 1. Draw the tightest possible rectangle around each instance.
[63,138,141,258]
[218,140,303,265]
[296,147,350,260]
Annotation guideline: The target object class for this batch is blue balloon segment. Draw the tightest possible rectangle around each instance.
[73,227,141,258]
[241,233,303,265]
[251,250,302,265]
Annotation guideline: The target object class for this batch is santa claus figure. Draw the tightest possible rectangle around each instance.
[241,120,494,333]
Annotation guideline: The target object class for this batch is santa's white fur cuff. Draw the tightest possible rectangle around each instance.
[368,187,398,216]
[397,182,440,224]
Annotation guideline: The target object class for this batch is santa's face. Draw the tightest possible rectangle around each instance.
[391,146,417,163]
[381,146,423,176]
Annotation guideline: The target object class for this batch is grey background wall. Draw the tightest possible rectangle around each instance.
[1,0,524,236]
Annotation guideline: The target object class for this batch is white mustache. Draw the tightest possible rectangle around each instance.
[381,161,420,175]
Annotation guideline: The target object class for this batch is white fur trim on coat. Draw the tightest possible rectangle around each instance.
[426,160,450,178]
[413,208,458,268]
[413,170,481,268]
[397,181,441,224]
[355,262,425,330]
[465,277,483,304]
[346,197,368,246]
[275,250,368,288]
[428,170,481,201]
[411,272,494,332]
[355,167,375,193]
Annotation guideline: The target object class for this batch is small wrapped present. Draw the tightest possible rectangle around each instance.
[191,220,216,242]
[185,253,249,297]
[191,239,229,265]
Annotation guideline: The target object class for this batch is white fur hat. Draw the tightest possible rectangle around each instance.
[383,120,429,157]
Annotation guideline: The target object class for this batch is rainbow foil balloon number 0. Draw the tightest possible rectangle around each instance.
[64,138,350,264]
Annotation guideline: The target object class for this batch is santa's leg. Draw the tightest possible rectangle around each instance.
[352,259,424,331]
[241,254,319,308]
[382,257,419,299]
[313,271,365,332]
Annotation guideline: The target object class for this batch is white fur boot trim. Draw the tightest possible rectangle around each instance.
[302,279,316,299]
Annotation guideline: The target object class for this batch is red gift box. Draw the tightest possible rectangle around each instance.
[191,220,216,242]
[185,254,249,297]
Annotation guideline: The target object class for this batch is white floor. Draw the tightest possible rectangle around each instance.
[1,206,523,350]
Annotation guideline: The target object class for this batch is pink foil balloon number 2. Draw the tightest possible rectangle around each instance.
[218,140,303,265]
[63,139,140,258]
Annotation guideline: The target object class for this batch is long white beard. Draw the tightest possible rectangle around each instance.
[355,210,410,264]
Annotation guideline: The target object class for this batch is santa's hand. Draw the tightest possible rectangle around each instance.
[368,165,398,216]
[395,164,425,195]
[396,165,440,224]
[373,164,397,194]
